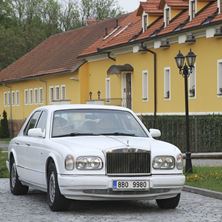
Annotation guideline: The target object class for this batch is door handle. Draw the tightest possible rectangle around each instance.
[26,143,31,147]
[15,142,20,145]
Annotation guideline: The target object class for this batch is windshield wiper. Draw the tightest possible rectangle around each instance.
[101,132,136,137]
[53,133,98,138]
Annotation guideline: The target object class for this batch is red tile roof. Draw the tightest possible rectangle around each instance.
[158,9,189,35]
[80,11,141,55]
[183,1,218,29]
[137,0,162,16]
[0,17,122,82]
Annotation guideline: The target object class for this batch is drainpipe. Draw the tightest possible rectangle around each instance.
[2,84,13,137]
[140,43,157,127]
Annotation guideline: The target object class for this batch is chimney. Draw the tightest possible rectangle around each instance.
[86,18,98,26]
[115,19,119,28]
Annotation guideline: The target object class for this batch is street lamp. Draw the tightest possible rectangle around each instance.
[175,49,196,173]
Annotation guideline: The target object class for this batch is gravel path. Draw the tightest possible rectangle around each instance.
[0,179,222,222]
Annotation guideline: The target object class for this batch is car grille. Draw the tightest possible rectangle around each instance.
[106,149,150,176]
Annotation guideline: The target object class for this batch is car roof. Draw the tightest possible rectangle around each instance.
[34,104,132,113]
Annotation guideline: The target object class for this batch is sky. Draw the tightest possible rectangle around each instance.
[117,0,146,12]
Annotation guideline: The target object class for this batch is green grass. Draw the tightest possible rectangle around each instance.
[0,151,9,178]
[186,167,222,193]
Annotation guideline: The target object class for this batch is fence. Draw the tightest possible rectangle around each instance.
[141,115,222,153]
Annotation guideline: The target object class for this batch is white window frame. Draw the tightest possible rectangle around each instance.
[189,64,197,99]
[11,91,15,106]
[189,0,197,21]
[4,92,7,106]
[15,90,20,106]
[39,88,43,104]
[218,0,222,14]
[164,67,171,100]
[105,78,111,102]
[61,85,66,100]
[34,88,39,104]
[142,12,148,32]
[142,70,149,101]
[55,85,60,101]
[29,89,33,105]
[164,5,171,27]
[49,86,54,103]
[24,89,29,105]
[217,59,222,96]
[7,91,11,106]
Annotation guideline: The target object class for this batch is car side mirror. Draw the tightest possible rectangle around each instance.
[149,129,161,138]
[28,128,45,138]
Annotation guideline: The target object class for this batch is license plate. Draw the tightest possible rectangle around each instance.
[113,180,149,191]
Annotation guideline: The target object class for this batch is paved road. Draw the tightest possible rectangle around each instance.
[0,179,221,222]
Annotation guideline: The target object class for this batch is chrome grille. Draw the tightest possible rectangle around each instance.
[106,150,150,176]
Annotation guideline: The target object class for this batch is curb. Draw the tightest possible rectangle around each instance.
[183,185,222,200]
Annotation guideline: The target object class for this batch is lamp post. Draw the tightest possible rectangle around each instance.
[175,49,196,173]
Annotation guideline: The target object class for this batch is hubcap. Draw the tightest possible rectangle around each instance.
[49,173,56,203]
[11,163,17,188]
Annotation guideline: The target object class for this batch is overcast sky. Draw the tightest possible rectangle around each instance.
[117,0,145,12]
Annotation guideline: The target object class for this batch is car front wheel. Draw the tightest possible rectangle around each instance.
[156,194,181,209]
[47,162,70,211]
[10,158,29,195]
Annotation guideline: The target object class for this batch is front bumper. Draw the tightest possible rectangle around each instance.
[58,174,185,200]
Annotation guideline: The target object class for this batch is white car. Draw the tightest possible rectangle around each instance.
[7,105,185,211]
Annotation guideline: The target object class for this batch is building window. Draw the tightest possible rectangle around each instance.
[164,7,170,27]
[7,91,11,106]
[217,60,222,96]
[105,78,111,102]
[11,91,15,106]
[55,85,60,100]
[50,87,54,102]
[29,89,33,104]
[34,88,39,104]
[189,65,196,98]
[4,92,7,106]
[143,14,148,32]
[218,0,222,14]
[16,91,19,106]
[61,85,66,100]
[142,71,148,101]
[24,89,29,105]
[164,68,171,99]
[39,88,43,104]
[190,0,196,20]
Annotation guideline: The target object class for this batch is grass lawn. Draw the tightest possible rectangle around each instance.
[186,167,222,193]
[0,151,9,178]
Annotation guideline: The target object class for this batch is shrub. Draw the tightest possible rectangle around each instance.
[0,110,10,138]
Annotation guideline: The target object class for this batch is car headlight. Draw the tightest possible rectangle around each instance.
[176,154,183,170]
[153,156,175,169]
[76,156,103,170]
[65,155,75,170]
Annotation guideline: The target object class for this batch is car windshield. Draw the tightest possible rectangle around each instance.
[51,109,148,138]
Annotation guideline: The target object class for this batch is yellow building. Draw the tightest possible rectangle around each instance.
[0,0,222,136]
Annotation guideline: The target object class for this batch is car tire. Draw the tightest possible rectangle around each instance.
[156,194,181,209]
[10,158,29,195]
[47,162,70,211]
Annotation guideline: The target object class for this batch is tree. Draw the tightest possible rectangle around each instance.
[0,111,10,138]
[0,0,123,70]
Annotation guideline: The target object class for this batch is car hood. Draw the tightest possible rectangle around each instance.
[53,136,151,155]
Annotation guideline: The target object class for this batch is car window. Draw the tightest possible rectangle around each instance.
[36,111,48,133]
[52,109,148,138]
[24,111,41,136]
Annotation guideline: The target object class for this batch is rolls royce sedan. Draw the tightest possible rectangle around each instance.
[6,105,185,211]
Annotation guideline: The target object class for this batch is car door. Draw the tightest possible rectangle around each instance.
[15,111,42,182]
[24,110,48,188]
